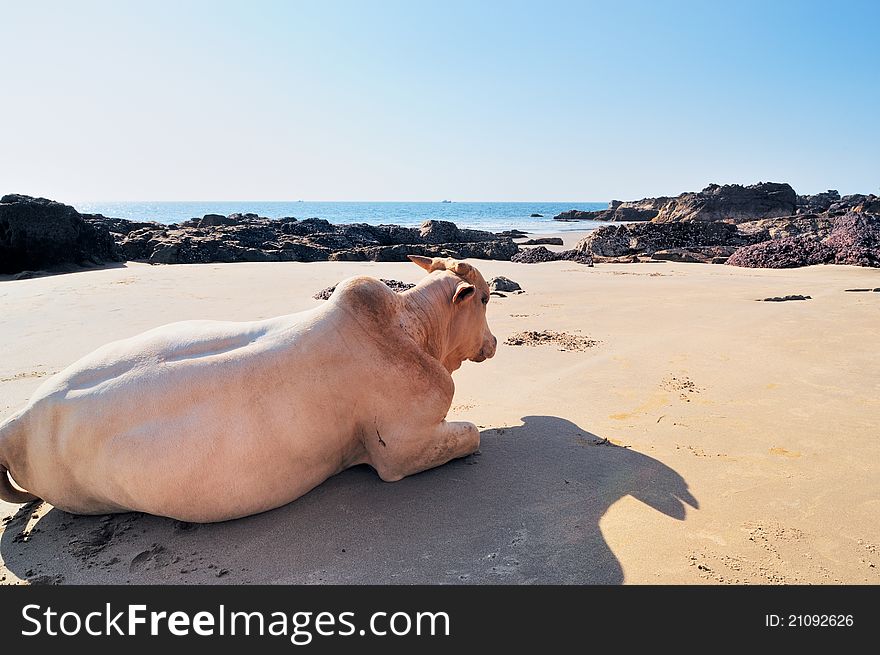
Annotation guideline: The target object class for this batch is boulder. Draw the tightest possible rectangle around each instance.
[0,195,122,274]
[519,237,563,246]
[419,219,460,243]
[488,276,521,292]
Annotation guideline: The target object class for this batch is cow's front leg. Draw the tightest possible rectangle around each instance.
[370,420,479,482]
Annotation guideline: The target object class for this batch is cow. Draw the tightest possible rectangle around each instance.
[0,255,497,523]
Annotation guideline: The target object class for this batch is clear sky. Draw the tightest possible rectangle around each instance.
[1,0,877,201]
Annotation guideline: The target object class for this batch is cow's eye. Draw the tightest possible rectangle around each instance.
[482,296,489,305]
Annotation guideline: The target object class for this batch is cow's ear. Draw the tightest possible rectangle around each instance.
[452,282,476,305]
[408,255,434,272]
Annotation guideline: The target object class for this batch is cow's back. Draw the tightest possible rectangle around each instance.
[10,303,375,520]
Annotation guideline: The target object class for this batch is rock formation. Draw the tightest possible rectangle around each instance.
[0,195,122,274]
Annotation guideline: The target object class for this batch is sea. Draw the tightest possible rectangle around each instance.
[72,201,609,235]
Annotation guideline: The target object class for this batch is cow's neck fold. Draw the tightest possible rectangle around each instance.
[401,277,457,372]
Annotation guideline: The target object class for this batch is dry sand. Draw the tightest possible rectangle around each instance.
[1,250,879,584]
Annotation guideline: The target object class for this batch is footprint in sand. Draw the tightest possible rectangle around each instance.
[129,544,172,572]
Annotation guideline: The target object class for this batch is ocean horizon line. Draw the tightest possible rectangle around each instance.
[68,199,612,234]
[68,199,608,205]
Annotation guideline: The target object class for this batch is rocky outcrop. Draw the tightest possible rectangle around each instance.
[727,212,880,268]
[84,215,518,265]
[555,183,799,224]
[511,246,593,265]
[573,205,880,269]
[574,221,756,259]
[0,195,122,274]
[725,237,834,268]
[651,182,797,223]
[328,240,519,262]
[519,237,563,246]
[558,184,879,228]
[796,190,840,214]
[736,213,835,241]
[554,197,664,223]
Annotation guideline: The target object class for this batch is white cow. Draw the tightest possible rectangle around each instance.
[0,256,496,522]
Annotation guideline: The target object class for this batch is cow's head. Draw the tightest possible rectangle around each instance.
[408,255,497,371]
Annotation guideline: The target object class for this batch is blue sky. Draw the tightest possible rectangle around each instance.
[1,0,877,201]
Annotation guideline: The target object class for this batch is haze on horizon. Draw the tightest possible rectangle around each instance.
[1,0,877,203]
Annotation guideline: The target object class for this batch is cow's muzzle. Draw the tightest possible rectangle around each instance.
[473,335,497,362]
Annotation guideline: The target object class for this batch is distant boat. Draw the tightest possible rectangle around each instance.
[441,200,452,203]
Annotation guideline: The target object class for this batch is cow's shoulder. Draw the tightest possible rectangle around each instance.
[330,276,403,324]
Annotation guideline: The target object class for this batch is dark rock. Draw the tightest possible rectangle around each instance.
[313,278,415,300]
[280,217,335,236]
[650,247,739,264]
[497,229,529,238]
[519,237,563,246]
[855,196,880,214]
[557,182,797,225]
[75,208,518,265]
[726,236,835,268]
[554,210,592,222]
[180,213,243,228]
[419,220,460,244]
[736,213,832,241]
[511,246,558,263]
[728,212,879,269]
[488,276,522,292]
[329,239,518,263]
[0,195,122,274]
[825,194,880,214]
[760,295,811,302]
[797,190,840,214]
[576,221,751,258]
[83,214,160,236]
[511,246,593,266]
[823,211,880,267]
[554,198,667,223]
[530,213,543,218]
[652,182,797,223]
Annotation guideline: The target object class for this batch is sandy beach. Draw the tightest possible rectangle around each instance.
[1,250,879,584]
